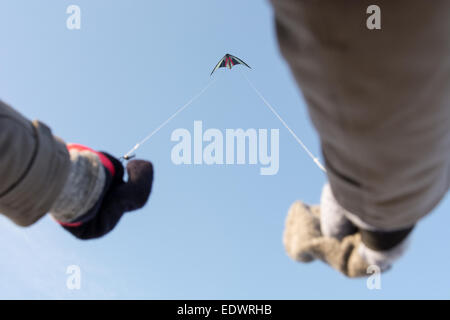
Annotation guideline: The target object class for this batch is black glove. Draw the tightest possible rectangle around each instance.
[61,152,153,240]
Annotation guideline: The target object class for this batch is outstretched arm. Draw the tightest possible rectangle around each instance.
[0,100,154,239]
[0,100,70,226]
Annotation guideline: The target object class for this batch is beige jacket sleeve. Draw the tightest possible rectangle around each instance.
[271,0,450,230]
[0,100,70,226]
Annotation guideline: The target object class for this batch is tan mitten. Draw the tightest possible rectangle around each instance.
[283,201,369,277]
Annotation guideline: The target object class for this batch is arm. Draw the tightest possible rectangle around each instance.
[0,100,153,239]
[271,0,450,230]
[0,100,70,226]
[271,0,450,276]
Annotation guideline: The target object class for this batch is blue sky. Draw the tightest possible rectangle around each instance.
[0,0,449,299]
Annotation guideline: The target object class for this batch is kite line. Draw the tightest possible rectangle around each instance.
[122,78,216,160]
[242,72,326,173]
[122,54,325,173]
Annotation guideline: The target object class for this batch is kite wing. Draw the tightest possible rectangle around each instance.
[210,54,251,76]
[210,57,226,76]
[229,55,251,69]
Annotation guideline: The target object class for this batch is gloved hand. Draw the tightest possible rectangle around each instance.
[283,184,413,277]
[50,144,153,240]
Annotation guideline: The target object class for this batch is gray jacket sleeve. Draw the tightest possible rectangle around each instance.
[0,100,70,226]
[270,0,450,230]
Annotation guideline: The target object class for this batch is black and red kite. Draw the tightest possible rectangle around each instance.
[210,54,251,76]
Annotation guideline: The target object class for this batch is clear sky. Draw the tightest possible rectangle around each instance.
[0,0,449,299]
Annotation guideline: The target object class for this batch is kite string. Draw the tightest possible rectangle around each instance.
[242,72,327,173]
[123,78,216,159]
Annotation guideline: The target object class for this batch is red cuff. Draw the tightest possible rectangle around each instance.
[66,143,116,176]
[56,220,82,227]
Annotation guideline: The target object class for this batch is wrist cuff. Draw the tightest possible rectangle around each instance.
[50,145,107,224]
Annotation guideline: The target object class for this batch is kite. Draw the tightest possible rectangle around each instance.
[122,54,325,173]
[210,53,251,76]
